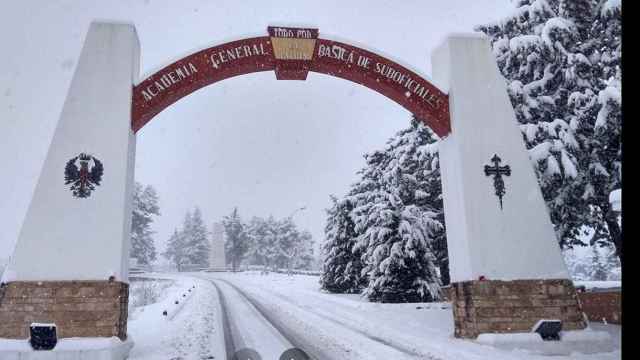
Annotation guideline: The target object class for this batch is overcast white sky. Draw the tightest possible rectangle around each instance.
[0,0,512,261]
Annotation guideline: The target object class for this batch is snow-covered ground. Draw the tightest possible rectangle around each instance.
[128,272,620,360]
[127,274,225,360]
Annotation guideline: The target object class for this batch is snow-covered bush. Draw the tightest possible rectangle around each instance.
[129,278,174,311]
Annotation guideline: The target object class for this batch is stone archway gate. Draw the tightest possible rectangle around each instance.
[1,22,585,352]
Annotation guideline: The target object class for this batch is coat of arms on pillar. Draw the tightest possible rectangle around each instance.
[64,153,104,198]
[484,154,511,210]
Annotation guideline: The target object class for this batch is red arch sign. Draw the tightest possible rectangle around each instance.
[132,26,450,136]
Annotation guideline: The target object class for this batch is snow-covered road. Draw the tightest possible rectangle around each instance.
[127,272,620,360]
[199,272,621,360]
[207,278,295,359]
[207,276,426,360]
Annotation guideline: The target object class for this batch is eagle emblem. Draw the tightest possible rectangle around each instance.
[64,153,104,198]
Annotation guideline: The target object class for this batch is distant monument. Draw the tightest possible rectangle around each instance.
[207,222,227,271]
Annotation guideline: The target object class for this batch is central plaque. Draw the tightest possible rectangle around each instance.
[268,26,319,80]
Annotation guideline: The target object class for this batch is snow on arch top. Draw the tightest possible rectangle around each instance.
[131,26,451,136]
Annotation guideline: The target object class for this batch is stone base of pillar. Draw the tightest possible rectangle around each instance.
[0,280,129,340]
[450,279,587,339]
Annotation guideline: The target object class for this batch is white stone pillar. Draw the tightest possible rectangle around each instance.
[431,34,569,283]
[4,22,139,283]
[208,222,227,271]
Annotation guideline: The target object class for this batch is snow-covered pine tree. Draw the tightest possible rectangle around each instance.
[262,216,281,270]
[563,248,589,281]
[357,123,443,302]
[163,228,186,271]
[559,0,594,31]
[347,146,392,281]
[353,186,442,303]
[293,230,315,270]
[329,145,389,288]
[476,0,622,259]
[246,216,270,267]
[130,182,160,266]
[589,245,608,281]
[273,217,301,270]
[603,245,622,280]
[341,120,443,302]
[182,207,210,268]
[223,207,249,271]
[178,210,193,268]
[320,195,365,293]
[244,215,314,271]
[384,118,449,285]
[573,1,622,258]
[562,228,621,281]
[591,244,621,280]
[321,116,448,300]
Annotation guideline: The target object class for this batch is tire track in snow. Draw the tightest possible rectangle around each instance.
[205,278,301,359]
[214,278,328,360]
[218,278,431,360]
[239,281,443,359]
[209,280,236,360]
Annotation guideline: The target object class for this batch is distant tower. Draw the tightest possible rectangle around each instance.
[208,222,227,271]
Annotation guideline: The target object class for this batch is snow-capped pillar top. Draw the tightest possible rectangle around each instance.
[4,22,139,282]
[432,34,570,282]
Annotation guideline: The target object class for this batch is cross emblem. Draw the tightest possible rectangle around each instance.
[484,154,511,210]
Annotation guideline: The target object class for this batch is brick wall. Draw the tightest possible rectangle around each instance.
[450,279,587,338]
[0,280,128,340]
[577,291,621,324]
